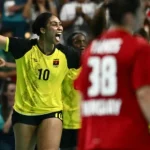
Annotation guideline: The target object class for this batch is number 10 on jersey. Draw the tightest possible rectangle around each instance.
[38,69,50,80]
[88,56,117,97]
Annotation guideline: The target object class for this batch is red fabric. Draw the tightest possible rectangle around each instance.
[146,8,150,20]
[76,29,150,149]
[11,75,16,82]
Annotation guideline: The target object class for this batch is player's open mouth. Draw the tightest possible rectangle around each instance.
[55,33,62,42]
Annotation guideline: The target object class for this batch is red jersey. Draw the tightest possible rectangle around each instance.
[76,29,150,149]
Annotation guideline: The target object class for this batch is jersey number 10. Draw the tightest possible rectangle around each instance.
[38,69,50,80]
[88,56,117,97]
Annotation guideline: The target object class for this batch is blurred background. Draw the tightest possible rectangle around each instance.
[0,0,150,150]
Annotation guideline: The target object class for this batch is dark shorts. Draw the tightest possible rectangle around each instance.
[60,129,79,148]
[12,110,62,126]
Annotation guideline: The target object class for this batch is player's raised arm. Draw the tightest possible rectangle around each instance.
[0,35,8,50]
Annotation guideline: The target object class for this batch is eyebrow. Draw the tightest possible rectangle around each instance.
[49,21,62,24]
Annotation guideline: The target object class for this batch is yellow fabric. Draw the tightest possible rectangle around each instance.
[7,43,69,115]
[62,68,81,129]
[5,37,9,52]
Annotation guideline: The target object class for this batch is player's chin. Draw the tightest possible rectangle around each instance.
[53,38,60,45]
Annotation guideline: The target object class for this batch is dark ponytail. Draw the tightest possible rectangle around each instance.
[90,3,107,38]
[32,12,52,36]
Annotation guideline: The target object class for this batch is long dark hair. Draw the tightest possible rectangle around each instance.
[90,3,107,38]
[106,0,140,25]
[32,12,52,36]
[1,80,15,121]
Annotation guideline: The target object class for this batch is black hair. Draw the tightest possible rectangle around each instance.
[67,32,86,47]
[32,12,53,36]
[1,80,15,121]
[90,3,107,38]
[106,0,140,25]
[0,26,13,35]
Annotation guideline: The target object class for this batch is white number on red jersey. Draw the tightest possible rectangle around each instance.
[88,56,117,97]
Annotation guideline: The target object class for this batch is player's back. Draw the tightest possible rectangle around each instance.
[78,28,150,149]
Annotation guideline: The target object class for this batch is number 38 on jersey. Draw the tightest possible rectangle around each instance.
[88,56,117,97]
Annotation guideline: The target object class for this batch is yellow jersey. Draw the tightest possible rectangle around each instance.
[5,38,80,116]
[62,68,81,129]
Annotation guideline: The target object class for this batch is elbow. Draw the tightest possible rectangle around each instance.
[22,10,30,19]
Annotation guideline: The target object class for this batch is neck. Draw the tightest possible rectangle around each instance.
[109,24,133,34]
[38,38,54,55]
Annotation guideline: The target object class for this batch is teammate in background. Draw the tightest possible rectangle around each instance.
[0,12,81,150]
[76,0,150,149]
[60,32,87,150]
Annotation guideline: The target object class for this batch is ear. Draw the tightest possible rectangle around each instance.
[40,28,45,34]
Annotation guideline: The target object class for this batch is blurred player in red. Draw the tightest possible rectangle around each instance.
[76,0,150,149]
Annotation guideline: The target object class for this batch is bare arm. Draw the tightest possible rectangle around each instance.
[60,5,78,29]
[61,6,91,28]
[5,62,16,68]
[62,17,77,29]
[8,4,25,13]
[0,70,16,78]
[136,86,150,124]
[0,58,16,68]
[22,0,32,19]
[82,13,92,24]
[3,110,13,133]
[49,0,58,16]
[0,35,7,50]
[0,58,16,78]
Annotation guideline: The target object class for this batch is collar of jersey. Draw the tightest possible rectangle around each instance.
[37,42,56,56]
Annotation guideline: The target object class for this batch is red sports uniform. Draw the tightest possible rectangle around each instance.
[76,29,150,149]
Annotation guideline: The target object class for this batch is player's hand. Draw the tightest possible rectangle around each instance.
[8,5,19,12]
[3,118,12,133]
[76,6,83,16]
[3,111,13,133]
[0,58,6,67]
